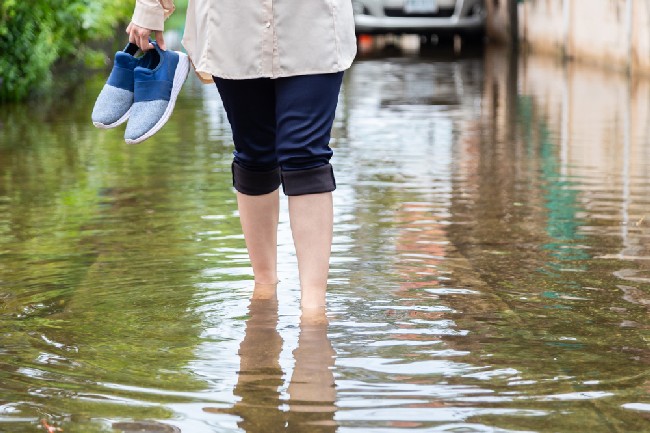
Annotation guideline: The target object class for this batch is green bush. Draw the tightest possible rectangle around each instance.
[0,0,133,102]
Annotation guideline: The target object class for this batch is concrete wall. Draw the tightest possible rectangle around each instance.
[631,0,650,72]
[486,0,515,44]
[518,0,650,74]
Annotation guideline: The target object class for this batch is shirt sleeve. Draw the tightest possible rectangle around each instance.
[132,0,175,31]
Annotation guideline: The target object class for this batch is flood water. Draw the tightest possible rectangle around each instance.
[1,41,650,432]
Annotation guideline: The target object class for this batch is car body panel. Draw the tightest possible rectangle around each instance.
[352,0,486,35]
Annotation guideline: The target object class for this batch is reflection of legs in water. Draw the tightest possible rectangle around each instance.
[204,287,337,433]
[287,308,337,433]
[204,283,285,433]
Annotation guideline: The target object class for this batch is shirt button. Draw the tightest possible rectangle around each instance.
[265,21,271,28]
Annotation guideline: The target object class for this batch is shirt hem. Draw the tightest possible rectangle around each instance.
[203,65,352,80]
[183,45,354,82]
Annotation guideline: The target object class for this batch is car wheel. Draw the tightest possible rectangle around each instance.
[460,29,487,47]
[419,34,436,48]
[434,34,455,48]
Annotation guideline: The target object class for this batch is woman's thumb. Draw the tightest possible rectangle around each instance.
[155,30,166,50]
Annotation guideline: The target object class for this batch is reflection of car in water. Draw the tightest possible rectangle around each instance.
[352,0,486,42]
[339,53,485,312]
[340,50,484,203]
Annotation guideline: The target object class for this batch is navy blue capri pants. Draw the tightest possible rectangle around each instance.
[214,72,344,196]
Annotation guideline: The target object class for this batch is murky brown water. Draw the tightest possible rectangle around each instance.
[1,42,650,433]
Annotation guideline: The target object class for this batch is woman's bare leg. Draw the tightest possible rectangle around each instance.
[289,192,333,309]
[237,190,280,285]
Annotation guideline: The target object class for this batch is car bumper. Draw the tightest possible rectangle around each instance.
[355,14,485,34]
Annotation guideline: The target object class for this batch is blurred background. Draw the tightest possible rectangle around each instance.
[2,1,650,433]
[2,0,650,102]
[0,0,189,102]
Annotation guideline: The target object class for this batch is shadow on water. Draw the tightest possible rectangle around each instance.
[1,35,650,432]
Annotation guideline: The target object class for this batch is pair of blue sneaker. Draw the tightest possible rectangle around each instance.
[92,41,189,144]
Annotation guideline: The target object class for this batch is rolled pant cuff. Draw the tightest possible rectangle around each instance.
[281,164,336,196]
[232,162,281,195]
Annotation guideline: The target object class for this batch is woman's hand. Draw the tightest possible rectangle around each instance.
[126,22,166,51]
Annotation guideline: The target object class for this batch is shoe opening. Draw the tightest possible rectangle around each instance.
[141,48,161,70]
[125,42,140,56]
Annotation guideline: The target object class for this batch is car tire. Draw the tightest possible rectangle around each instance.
[459,28,487,47]
[419,34,436,48]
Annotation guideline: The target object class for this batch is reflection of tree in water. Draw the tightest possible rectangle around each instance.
[205,285,337,433]
[0,75,230,431]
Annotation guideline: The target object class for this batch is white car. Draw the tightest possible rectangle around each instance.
[352,0,486,41]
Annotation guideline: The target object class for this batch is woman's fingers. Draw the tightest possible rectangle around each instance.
[126,22,156,51]
[127,22,136,44]
[140,33,153,51]
[125,22,164,51]
[137,26,153,51]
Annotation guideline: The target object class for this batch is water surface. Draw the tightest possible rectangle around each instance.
[1,43,649,432]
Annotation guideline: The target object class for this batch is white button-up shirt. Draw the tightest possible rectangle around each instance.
[132,0,358,83]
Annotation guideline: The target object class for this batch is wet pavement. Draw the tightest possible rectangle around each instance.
[1,40,650,432]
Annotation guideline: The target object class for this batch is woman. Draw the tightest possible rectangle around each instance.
[127,0,357,310]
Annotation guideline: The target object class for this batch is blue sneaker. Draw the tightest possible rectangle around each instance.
[92,43,147,129]
[124,42,190,144]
